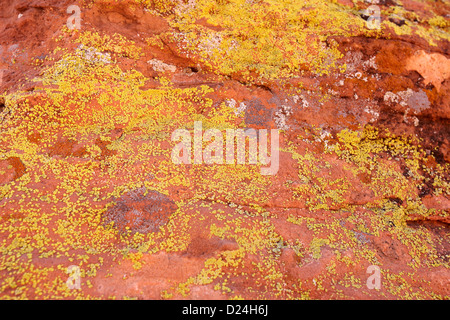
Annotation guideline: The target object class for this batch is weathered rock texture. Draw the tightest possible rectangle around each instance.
[104,187,177,234]
[0,0,448,299]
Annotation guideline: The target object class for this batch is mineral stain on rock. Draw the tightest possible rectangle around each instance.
[103,187,177,234]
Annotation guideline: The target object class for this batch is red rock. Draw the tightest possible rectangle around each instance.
[0,0,448,301]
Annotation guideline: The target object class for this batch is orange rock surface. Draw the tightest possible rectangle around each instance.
[0,0,448,299]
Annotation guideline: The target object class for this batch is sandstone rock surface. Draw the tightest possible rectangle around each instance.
[0,0,448,299]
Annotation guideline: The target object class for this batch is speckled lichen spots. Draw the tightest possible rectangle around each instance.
[75,30,143,60]
[135,0,370,80]
[334,126,449,200]
[0,0,448,300]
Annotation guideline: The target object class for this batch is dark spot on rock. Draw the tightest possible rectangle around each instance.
[389,17,405,27]
[188,66,199,73]
[389,197,403,206]
[418,188,427,198]
[360,14,370,22]
[402,167,410,178]
[103,187,177,234]
[244,98,273,127]
[425,83,435,90]
[431,149,445,165]
[0,97,5,113]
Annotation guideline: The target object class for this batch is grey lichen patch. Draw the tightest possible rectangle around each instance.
[384,89,431,114]
[104,187,177,234]
[244,98,273,127]
[406,90,431,113]
[274,104,292,130]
